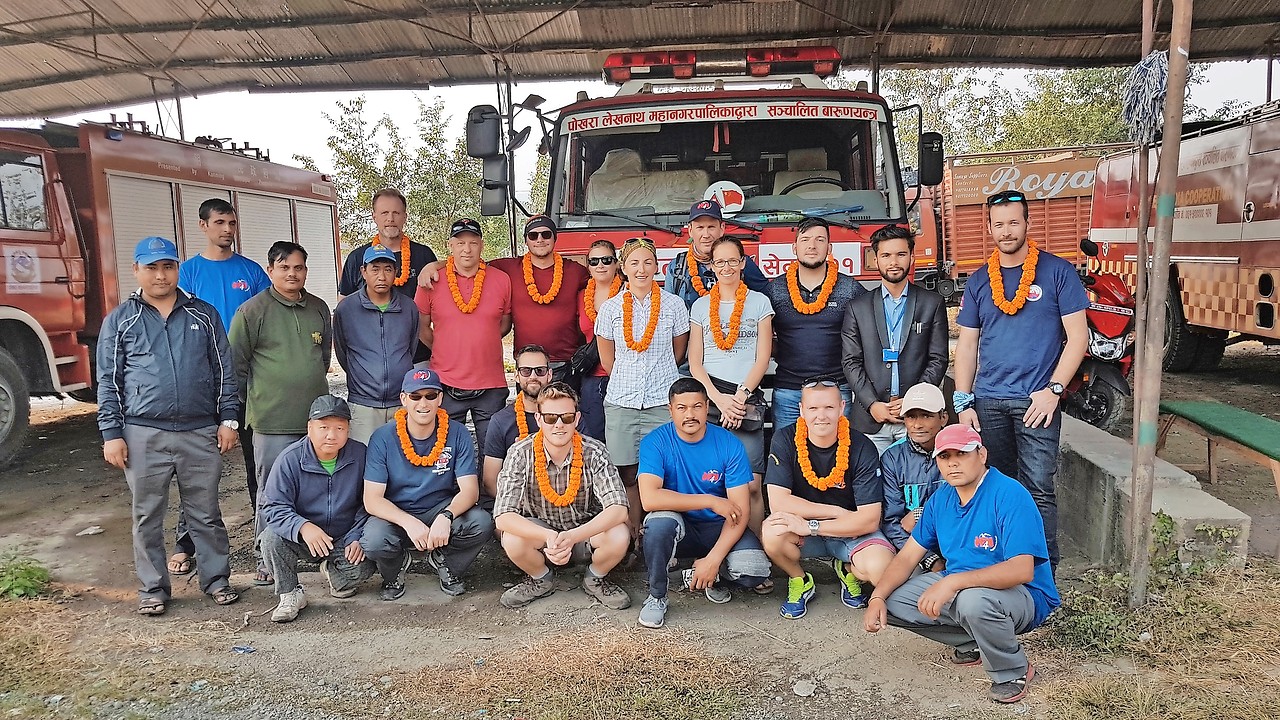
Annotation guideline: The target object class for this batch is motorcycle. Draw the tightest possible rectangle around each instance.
[1061,238,1135,432]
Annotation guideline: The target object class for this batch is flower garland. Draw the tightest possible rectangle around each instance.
[523,252,564,304]
[533,431,584,507]
[583,274,623,324]
[709,280,748,351]
[988,240,1040,315]
[514,393,531,440]
[622,289,661,352]
[369,233,413,287]
[795,416,851,491]
[445,258,486,313]
[395,408,450,466]
[786,257,838,314]
[687,252,710,297]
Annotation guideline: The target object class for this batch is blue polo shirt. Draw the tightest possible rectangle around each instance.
[956,251,1088,399]
[364,418,476,514]
[638,422,752,524]
[179,254,271,333]
[912,467,1060,627]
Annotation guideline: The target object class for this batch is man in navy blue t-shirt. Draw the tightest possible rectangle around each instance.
[953,191,1088,569]
[863,424,1060,705]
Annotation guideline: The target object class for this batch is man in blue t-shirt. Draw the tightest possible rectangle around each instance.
[863,424,1060,705]
[361,368,494,601]
[953,191,1089,570]
[169,198,270,578]
[636,377,772,629]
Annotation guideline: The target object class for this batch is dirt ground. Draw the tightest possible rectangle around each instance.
[2,345,1278,718]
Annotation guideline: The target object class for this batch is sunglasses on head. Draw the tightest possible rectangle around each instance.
[526,230,555,240]
[407,390,441,401]
[801,379,840,389]
[986,190,1027,206]
[539,412,577,425]
[587,255,617,266]
[517,365,551,378]
[623,237,655,250]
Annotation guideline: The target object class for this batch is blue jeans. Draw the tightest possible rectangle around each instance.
[772,384,853,432]
[579,375,608,442]
[641,511,771,599]
[975,397,1061,567]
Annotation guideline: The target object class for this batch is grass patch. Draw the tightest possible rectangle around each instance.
[0,551,51,599]
[1042,675,1280,720]
[402,627,751,720]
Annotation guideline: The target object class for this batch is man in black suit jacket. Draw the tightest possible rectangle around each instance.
[841,225,949,454]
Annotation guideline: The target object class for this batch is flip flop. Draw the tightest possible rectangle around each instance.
[752,578,775,595]
[138,598,167,616]
[211,587,240,606]
[167,553,195,576]
[253,567,274,586]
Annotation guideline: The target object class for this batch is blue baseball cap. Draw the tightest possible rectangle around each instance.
[363,244,397,265]
[689,199,723,222]
[402,367,443,393]
[134,236,180,265]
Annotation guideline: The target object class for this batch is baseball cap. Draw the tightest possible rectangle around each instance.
[450,218,483,238]
[134,236,180,265]
[689,199,723,222]
[402,367,443,393]
[931,424,984,458]
[363,244,397,265]
[524,215,557,235]
[308,394,352,421]
[900,383,946,414]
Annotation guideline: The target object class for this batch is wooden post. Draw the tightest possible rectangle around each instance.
[1130,0,1155,456]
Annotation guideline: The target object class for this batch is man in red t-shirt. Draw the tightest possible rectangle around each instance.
[415,218,513,448]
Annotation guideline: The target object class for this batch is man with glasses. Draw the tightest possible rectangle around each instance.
[954,190,1089,571]
[361,368,494,600]
[483,345,553,505]
[493,382,632,610]
[667,200,768,310]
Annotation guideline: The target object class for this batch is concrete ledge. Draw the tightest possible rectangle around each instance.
[1058,416,1250,567]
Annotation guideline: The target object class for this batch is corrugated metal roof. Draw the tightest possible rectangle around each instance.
[0,0,1275,118]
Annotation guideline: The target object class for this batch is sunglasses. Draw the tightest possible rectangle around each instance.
[986,190,1027,205]
[623,237,655,250]
[406,390,441,401]
[801,379,840,389]
[517,365,551,378]
[539,412,577,425]
[526,230,555,240]
[587,256,617,266]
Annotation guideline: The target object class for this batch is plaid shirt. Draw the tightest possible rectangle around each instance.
[493,433,629,531]
[594,287,690,409]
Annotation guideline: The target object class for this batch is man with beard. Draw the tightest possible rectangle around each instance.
[482,345,551,505]
[841,225,949,454]
[666,200,769,310]
[765,217,866,430]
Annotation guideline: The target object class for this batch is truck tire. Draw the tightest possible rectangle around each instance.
[0,347,31,468]
[1190,335,1226,372]
[1163,286,1201,372]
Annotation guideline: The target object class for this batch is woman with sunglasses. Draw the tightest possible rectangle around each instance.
[688,237,775,535]
[576,240,623,442]
[594,238,690,530]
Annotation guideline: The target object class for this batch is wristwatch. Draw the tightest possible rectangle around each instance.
[1048,382,1065,396]
[440,509,455,522]
[220,420,240,430]
[807,519,820,536]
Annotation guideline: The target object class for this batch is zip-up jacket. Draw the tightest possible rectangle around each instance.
[879,437,945,550]
[332,288,419,408]
[97,290,237,441]
[260,436,369,548]
[229,288,331,434]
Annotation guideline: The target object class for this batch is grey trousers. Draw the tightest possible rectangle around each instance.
[258,529,376,596]
[251,433,305,562]
[121,424,231,601]
[441,387,507,454]
[361,501,495,582]
[885,572,1036,683]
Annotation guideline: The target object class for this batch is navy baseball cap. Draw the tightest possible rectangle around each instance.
[134,236,180,265]
[402,367,443,393]
[308,394,352,421]
[450,218,483,238]
[689,200,723,222]
[363,244,397,265]
[524,215,557,235]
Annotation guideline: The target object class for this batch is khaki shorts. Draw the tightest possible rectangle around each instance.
[603,403,669,470]
[527,517,594,564]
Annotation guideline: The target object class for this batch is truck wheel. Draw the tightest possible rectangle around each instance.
[1190,335,1226,372]
[0,347,31,468]
[1163,286,1201,372]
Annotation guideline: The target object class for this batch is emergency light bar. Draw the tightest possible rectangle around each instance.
[602,46,841,84]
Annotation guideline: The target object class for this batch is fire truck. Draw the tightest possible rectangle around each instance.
[467,46,943,281]
[1090,101,1280,371]
[0,121,339,466]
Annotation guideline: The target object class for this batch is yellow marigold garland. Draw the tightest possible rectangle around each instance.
[786,257,838,314]
[395,408,450,466]
[709,280,748,351]
[445,258,486,313]
[514,393,531,440]
[795,416,850,491]
[687,252,710,297]
[622,289,661,352]
[523,252,564,304]
[583,274,623,324]
[533,431,584,507]
[988,240,1039,315]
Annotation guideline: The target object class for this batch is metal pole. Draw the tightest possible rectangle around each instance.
[871,43,880,95]
[1128,0,1193,609]
[176,94,186,141]
[1268,42,1275,103]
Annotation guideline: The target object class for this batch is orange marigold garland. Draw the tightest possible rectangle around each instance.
[368,234,413,287]
[583,274,623,324]
[687,252,710,297]
[709,281,748,351]
[533,431,584,507]
[987,240,1040,315]
[395,408,450,466]
[513,393,531,440]
[622,289,661,352]
[795,416,851,491]
[786,257,838,314]
[445,258,486,313]
[523,252,564,304]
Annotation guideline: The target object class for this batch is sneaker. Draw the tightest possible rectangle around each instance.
[952,648,982,667]
[637,595,668,629]
[379,553,412,601]
[831,559,869,608]
[779,573,817,619]
[680,568,732,604]
[583,573,632,610]
[271,586,307,623]
[427,549,465,596]
[501,573,556,608]
[319,559,357,599]
[989,664,1035,704]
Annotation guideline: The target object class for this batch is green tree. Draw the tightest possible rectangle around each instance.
[979,68,1130,151]
[527,151,551,214]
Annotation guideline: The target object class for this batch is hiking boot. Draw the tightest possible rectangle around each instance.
[952,648,982,667]
[427,549,465,596]
[583,573,632,610]
[680,568,731,604]
[989,664,1035,704]
[501,573,556,609]
[271,586,307,623]
[779,573,816,620]
[638,595,668,629]
[831,559,869,608]
[379,553,411,601]
[319,559,357,599]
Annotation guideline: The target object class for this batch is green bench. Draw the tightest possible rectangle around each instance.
[1157,400,1280,499]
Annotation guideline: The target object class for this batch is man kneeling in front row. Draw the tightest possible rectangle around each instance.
[259,395,376,622]
[864,425,1060,704]
[494,382,631,610]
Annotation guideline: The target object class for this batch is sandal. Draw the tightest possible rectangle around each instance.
[752,578,775,595]
[211,587,240,606]
[167,553,195,576]
[138,598,167,616]
[253,567,274,586]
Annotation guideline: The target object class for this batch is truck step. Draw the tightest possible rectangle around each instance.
[54,355,79,366]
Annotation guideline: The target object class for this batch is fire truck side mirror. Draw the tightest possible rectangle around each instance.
[467,105,503,159]
[480,156,510,216]
[918,132,944,187]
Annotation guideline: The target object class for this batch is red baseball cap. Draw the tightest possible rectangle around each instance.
[931,424,983,458]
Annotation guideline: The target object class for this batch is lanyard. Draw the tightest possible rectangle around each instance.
[884,295,907,351]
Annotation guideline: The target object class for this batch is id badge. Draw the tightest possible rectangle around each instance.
[882,349,899,363]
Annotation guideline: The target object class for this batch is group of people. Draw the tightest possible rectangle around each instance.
[98,187,1087,704]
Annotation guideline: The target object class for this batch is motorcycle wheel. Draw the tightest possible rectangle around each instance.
[1064,383,1128,433]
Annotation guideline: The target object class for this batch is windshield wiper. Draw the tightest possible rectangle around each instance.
[577,210,678,236]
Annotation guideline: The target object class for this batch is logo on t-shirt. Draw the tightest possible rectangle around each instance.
[231,279,249,291]
[973,532,998,551]
[701,469,723,485]
[434,447,453,473]
[1026,284,1043,302]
